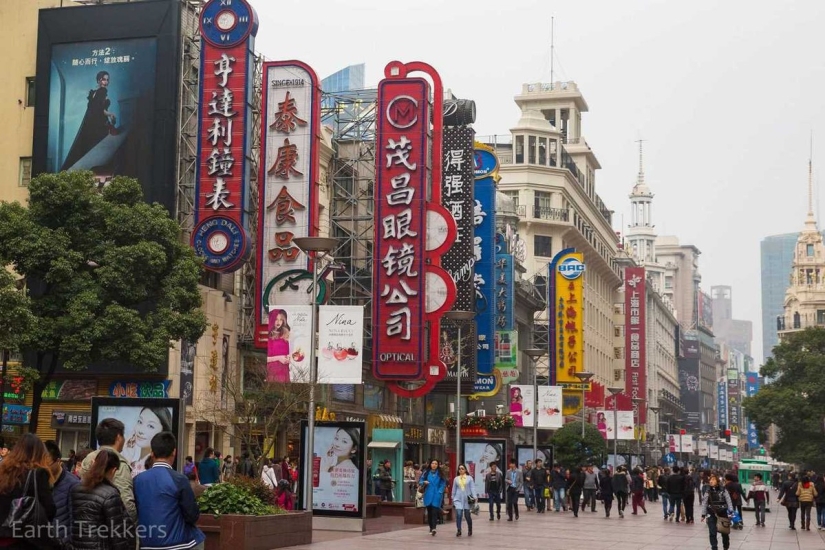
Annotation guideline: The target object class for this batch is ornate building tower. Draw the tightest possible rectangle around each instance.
[626,142,666,295]
[778,157,825,336]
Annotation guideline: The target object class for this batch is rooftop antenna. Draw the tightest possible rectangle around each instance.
[635,138,646,184]
[550,16,555,84]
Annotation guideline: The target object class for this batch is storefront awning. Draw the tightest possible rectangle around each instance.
[367,441,400,449]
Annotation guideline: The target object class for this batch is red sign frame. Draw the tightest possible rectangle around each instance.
[625,266,647,424]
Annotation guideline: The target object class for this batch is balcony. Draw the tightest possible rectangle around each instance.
[517,205,569,222]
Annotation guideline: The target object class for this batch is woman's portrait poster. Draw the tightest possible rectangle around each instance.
[267,305,312,383]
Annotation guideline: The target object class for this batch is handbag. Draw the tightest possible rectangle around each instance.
[717,516,732,534]
[544,487,550,498]
[2,470,48,535]
[467,495,476,505]
[414,490,424,509]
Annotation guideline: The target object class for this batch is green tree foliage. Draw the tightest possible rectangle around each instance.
[0,269,34,353]
[0,172,207,430]
[743,327,825,471]
[550,421,607,467]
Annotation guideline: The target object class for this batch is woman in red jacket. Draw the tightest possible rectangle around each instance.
[275,479,294,510]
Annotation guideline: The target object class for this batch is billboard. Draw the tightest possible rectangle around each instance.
[318,306,364,384]
[678,357,701,429]
[744,373,760,448]
[494,331,519,384]
[495,253,515,331]
[472,144,498,377]
[509,385,535,428]
[267,306,313,383]
[462,440,507,500]
[256,61,321,346]
[549,249,586,411]
[624,267,647,424]
[536,386,564,429]
[299,421,365,517]
[33,1,182,212]
[727,369,741,437]
[437,321,477,390]
[596,409,635,440]
[717,378,728,429]
[180,340,195,407]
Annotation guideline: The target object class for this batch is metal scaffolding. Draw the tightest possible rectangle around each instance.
[322,89,378,344]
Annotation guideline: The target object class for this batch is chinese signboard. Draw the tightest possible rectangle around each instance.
[624,266,647,425]
[192,0,258,273]
[727,369,741,437]
[372,78,431,380]
[256,61,321,347]
[436,322,477,390]
[3,405,32,426]
[494,331,519,384]
[109,380,171,399]
[41,379,97,401]
[549,249,586,388]
[495,253,515,331]
[318,306,364,384]
[473,144,498,376]
[717,377,728,429]
[745,372,760,449]
[0,376,25,401]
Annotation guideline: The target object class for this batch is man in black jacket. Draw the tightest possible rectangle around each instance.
[45,440,79,545]
[666,467,686,522]
[551,464,568,512]
[658,467,671,519]
[531,459,549,513]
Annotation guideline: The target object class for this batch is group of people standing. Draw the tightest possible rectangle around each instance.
[776,471,825,531]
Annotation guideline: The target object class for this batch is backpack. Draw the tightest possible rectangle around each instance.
[684,476,695,494]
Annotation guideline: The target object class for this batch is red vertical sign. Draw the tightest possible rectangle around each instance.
[625,267,647,424]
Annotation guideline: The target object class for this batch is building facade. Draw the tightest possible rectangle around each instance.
[656,236,701,329]
[760,232,799,360]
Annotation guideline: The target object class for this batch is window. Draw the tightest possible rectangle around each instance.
[534,235,552,257]
[664,276,673,290]
[538,137,547,165]
[528,135,536,164]
[25,77,35,107]
[515,135,524,163]
[807,244,814,257]
[502,190,519,208]
[57,430,90,460]
[818,310,825,325]
[19,158,32,187]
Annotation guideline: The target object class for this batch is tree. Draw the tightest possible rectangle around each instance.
[742,327,825,471]
[196,355,312,467]
[0,172,207,430]
[550,421,607,467]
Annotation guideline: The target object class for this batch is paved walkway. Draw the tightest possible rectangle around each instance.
[293,500,825,550]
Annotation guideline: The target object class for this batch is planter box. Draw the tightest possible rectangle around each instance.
[198,511,312,550]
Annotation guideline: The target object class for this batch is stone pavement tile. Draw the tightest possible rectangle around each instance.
[768,544,801,550]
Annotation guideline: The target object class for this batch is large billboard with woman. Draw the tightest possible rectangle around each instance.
[90,397,182,476]
[299,421,365,517]
[462,440,507,500]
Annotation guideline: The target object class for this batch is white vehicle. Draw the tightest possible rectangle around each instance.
[737,457,772,511]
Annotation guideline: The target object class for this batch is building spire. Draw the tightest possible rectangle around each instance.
[806,133,817,229]
[636,138,645,184]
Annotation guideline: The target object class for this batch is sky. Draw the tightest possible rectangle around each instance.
[254,0,825,365]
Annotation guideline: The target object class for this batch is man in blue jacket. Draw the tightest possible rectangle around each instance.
[135,432,205,550]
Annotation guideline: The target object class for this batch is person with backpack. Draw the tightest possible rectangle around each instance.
[723,473,746,526]
[778,472,800,530]
[701,474,734,550]
[747,473,770,527]
[683,468,696,523]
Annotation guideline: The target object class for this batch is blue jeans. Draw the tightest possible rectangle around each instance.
[488,492,502,518]
[553,487,566,511]
[524,486,535,508]
[455,508,472,532]
[706,514,730,550]
[817,503,825,527]
[661,492,669,517]
[669,496,682,520]
[754,500,766,525]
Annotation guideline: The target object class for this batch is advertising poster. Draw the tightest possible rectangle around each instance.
[536,386,563,429]
[180,340,196,406]
[624,267,647,425]
[91,397,180,478]
[698,439,709,457]
[495,253,515,331]
[463,440,507,500]
[681,435,694,453]
[607,454,645,470]
[727,369,741,437]
[596,410,635,440]
[46,39,157,181]
[318,306,364,384]
[494,331,519,384]
[709,443,719,460]
[548,249,585,414]
[267,306,312,383]
[300,421,365,516]
[717,378,728,430]
[509,385,534,428]
[41,379,97,401]
[745,373,760,448]
[516,446,554,469]
[435,321,477,391]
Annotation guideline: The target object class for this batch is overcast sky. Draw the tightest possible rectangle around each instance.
[255,0,825,365]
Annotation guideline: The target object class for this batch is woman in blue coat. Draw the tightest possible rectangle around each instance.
[452,464,477,537]
[419,459,447,535]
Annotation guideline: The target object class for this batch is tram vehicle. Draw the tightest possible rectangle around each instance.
[737,457,772,511]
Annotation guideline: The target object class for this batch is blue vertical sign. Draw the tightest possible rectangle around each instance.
[495,253,515,331]
[745,373,760,448]
[717,378,728,430]
[472,144,498,379]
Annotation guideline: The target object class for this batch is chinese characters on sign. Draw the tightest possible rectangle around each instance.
[495,253,515,331]
[255,63,319,348]
[727,369,741,436]
[717,378,728,429]
[550,250,586,388]
[744,372,760,448]
[624,266,647,425]
[372,79,430,380]
[109,380,171,399]
[472,144,498,377]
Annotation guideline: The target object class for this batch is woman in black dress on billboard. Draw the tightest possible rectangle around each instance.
[62,70,117,170]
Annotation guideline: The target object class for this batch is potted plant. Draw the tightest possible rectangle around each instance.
[197,480,311,550]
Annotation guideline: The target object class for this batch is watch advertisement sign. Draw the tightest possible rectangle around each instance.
[727,371,741,438]
[267,306,313,383]
[318,306,364,385]
[472,143,498,376]
[192,0,259,273]
[548,249,586,408]
[256,61,321,347]
[436,321,477,390]
[372,78,431,380]
[624,266,647,424]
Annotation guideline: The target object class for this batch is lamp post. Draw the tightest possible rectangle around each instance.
[573,371,594,439]
[607,387,623,468]
[632,397,644,459]
[675,417,685,467]
[648,406,659,466]
[292,236,338,512]
[524,348,547,463]
[444,310,475,468]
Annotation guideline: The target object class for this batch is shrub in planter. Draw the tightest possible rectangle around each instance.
[198,482,283,516]
[227,475,276,506]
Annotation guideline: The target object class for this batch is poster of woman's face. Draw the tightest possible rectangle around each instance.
[306,423,364,517]
[96,402,175,477]
[267,305,312,383]
[463,440,506,500]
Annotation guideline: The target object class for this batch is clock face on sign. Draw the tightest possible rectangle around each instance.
[215,11,237,32]
[200,0,258,48]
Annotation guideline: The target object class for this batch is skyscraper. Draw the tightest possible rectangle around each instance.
[711,285,753,356]
[760,233,798,361]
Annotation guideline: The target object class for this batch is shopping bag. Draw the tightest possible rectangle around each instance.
[415,490,424,509]
[717,516,732,534]
[544,487,550,498]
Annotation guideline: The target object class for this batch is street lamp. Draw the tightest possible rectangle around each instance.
[444,310,475,468]
[648,406,660,464]
[632,397,644,459]
[675,417,685,467]
[573,372,594,439]
[524,348,547,463]
[292,236,338,512]
[607,387,623,468]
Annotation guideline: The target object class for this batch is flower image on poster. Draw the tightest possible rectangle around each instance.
[312,425,361,513]
[317,306,364,385]
[536,386,563,429]
[95,402,176,478]
[47,38,157,178]
[267,306,312,383]
[509,385,534,428]
[463,440,506,500]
